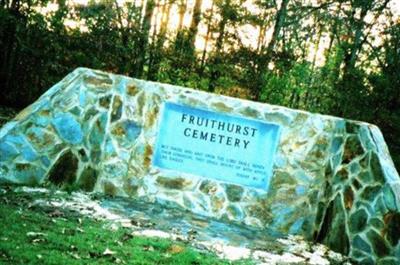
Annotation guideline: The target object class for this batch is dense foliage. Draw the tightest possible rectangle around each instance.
[0,0,399,168]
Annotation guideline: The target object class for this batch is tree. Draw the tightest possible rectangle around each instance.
[134,0,156,78]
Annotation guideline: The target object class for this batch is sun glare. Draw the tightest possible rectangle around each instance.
[33,0,400,66]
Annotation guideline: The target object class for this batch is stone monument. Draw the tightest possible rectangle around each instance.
[0,68,399,264]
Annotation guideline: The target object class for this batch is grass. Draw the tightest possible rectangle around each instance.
[0,188,253,265]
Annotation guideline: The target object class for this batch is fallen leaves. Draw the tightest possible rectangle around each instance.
[168,244,185,254]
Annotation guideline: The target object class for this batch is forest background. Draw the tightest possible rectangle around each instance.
[0,0,399,169]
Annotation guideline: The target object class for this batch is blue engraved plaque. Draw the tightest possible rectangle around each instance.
[152,102,281,190]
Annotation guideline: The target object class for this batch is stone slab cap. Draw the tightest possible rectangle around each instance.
[0,68,399,264]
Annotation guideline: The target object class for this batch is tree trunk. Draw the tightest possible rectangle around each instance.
[342,0,389,81]
[303,26,322,107]
[257,24,266,53]
[147,0,172,80]
[200,1,214,74]
[254,0,290,101]
[264,0,289,62]
[133,0,156,78]
[176,0,187,33]
[208,0,230,92]
[188,0,203,51]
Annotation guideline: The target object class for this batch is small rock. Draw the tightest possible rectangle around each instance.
[103,248,116,256]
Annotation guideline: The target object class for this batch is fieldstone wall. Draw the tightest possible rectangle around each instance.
[0,68,399,264]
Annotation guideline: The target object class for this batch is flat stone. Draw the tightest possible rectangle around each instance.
[349,208,369,233]
[366,229,390,257]
[383,184,398,211]
[384,212,400,247]
[225,184,244,202]
[0,141,19,161]
[156,176,191,190]
[52,112,83,145]
[352,235,372,253]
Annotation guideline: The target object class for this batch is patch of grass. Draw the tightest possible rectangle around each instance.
[0,189,252,265]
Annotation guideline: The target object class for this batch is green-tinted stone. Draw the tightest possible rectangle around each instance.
[353,235,372,253]
[199,180,217,194]
[78,167,98,191]
[90,149,102,164]
[111,95,123,122]
[0,165,9,175]
[83,73,113,89]
[14,163,45,185]
[344,185,354,210]
[359,257,375,265]
[370,152,385,183]
[384,212,400,247]
[126,82,139,97]
[69,106,82,116]
[156,176,191,190]
[383,185,397,211]
[377,258,399,265]
[99,95,112,108]
[103,180,118,196]
[111,120,142,149]
[331,152,342,170]
[349,162,361,175]
[226,204,244,220]
[367,229,390,257]
[374,196,388,215]
[342,135,364,164]
[314,202,326,230]
[317,194,350,255]
[225,185,244,202]
[89,112,107,147]
[370,218,384,230]
[210,192,226,213]
[349,208,368,233]
[272,170,297,186]
[352,177,362,190]
[26,127,57,151]
[361,185,382,202]
[239,107,260,118]
[103,161,128,179]
[211,102,233,112]
[78,148,88,162]
[136,91,145,117]
[183,194,195,209]
[83,107,98,121]
[333,167,349,184]
[47,150,78,186]
[359,126,375,150]
[359,152,370,168]
[346,122,359,134]
[330,136,344,154]
[123,178,140,196]
[359,170,373,183]
[324,162,333,179]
